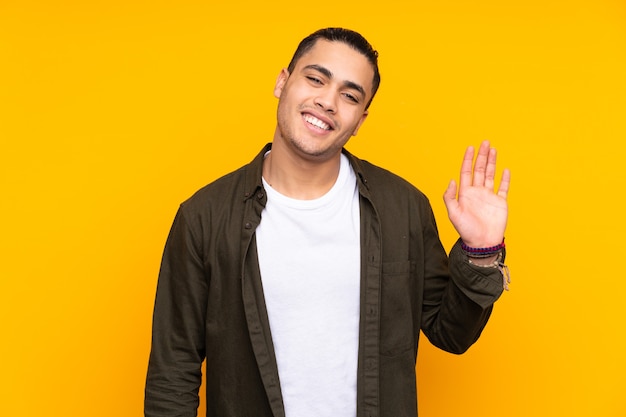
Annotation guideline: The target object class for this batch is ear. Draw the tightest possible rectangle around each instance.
[352,111,369,136]
[274,68,290,98]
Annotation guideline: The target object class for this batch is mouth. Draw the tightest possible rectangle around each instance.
[303,114,333,131]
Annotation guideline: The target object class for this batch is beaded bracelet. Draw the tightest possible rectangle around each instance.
[461,239,505,258]
[467,252,511,291]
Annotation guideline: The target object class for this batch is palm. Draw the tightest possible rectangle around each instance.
[443,141,510,248]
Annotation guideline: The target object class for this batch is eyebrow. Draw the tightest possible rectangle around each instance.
[303,64,367,100]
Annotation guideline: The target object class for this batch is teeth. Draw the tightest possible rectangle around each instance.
[304,115,330,130]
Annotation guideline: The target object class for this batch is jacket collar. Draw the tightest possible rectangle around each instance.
[243,143,272,202]
[243,143,371,202]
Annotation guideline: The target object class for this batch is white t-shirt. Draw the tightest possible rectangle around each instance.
[256,153,361,417]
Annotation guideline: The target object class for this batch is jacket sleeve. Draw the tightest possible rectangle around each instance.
[145,206,208,416]
[420,206,505,354]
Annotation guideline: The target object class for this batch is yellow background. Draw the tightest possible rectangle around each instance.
[2,0,625,416]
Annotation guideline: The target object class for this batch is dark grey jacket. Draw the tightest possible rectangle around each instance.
[145,144,505,417]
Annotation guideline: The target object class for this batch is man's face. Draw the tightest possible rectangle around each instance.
[273,39,374,162]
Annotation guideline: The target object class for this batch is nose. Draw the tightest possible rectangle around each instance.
[313,89,337,114]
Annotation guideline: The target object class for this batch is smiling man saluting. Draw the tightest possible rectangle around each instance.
[145,27,511,417]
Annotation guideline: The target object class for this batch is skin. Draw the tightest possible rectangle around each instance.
[443,140,510,260]
[264,40,372,200]
[264,38,510,254]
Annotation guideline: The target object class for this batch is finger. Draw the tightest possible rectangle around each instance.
[443,179,459,211]
[497,168,511,199]
[443,179,458,201]
[472,140,491,187]
[459,146,475,190]
[484,147,497,191]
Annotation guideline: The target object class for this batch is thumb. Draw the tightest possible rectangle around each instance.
[443,179,457,207]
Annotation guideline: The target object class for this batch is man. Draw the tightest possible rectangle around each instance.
[145,27,510,417]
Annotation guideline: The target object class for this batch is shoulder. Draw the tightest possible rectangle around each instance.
[179,165,250,217]
[179,145,267,216]
[348,153,440,238]
[346,152,429,203]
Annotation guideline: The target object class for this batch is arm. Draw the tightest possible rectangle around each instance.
[421,141,510,353]
[145,208,208,417]
[420,221,506,354]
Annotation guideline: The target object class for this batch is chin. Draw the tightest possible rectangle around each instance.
[290,139,334,158]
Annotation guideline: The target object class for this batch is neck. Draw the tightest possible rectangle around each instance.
[263,139,342,200]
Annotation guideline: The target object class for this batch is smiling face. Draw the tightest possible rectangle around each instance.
[273,39,374,163]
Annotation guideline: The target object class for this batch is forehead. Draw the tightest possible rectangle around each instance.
[294,40,374,95]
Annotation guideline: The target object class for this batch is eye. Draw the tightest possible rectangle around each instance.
[343,92,359,104]
[306,76,323,85]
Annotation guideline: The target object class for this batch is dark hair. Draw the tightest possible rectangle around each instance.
[287,27,381,109]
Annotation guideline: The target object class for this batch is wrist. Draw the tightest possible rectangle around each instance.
[466,251,511,291]
[467,254,499,265]
[461,239,505,258]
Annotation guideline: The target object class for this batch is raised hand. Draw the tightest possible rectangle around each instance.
[443,140,510,249]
